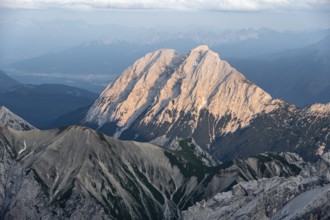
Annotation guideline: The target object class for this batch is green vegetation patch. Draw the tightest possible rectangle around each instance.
[268,153,301,175]
[252,154,273,163]
[165,139,232,182]
[32,168,50,197]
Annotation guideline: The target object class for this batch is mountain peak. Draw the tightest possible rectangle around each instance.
[0,106,35,130]
[85,46,280,146]
[191,45,210,52]
[0,106,10,112]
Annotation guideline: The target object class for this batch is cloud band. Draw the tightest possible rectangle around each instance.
[0,0,329,11]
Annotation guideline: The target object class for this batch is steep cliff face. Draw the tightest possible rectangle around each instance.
[0,106,35,130]
[182,153,330,220]
[83,46,329,163]
[0,126,302,219]
[214,102,330,162]
[85,45,280,147]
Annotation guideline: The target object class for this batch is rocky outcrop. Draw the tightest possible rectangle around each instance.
[0,126,303,219]
[182,153,330,220]
[0,106,35,130]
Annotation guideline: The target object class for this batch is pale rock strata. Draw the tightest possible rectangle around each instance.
[85,45,281,144]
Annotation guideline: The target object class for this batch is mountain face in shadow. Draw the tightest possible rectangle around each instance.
[0,84,98,128]
[0,70,20,91]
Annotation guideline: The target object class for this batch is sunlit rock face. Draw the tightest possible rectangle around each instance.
[85,45,280,148]
[84,46,330,163]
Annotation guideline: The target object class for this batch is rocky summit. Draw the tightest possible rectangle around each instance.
[84,45,281,147]
[83,46,330,162]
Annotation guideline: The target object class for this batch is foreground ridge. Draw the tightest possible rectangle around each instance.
[183,152,330,220]
[0,125,303,219]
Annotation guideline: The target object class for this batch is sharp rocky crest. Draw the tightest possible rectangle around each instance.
[85,45,281,147]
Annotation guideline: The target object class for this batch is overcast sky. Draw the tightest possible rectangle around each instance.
[0,0,329,30]
[1,0,330,12]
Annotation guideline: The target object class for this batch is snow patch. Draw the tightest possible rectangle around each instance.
[317,144,326,156]
[18,139,27,155]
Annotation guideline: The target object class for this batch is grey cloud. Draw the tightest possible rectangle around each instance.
[0,0,329,11]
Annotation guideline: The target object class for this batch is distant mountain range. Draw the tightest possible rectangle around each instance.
[0,70,20,91]
[2,22,328,67]
[4,28,330,100]
[3,40,147,92]
[229,35,330,106]
[0,83,98,128]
